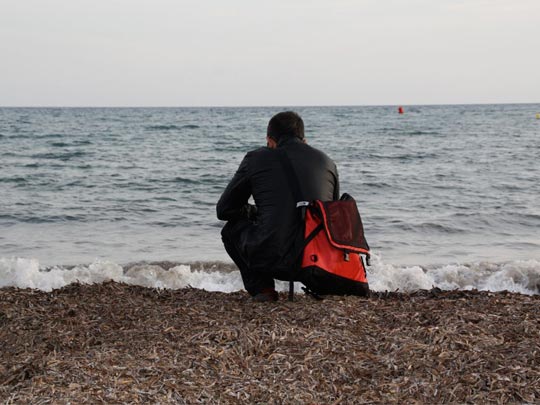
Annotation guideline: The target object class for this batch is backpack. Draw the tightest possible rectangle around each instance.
[278,149,370,299]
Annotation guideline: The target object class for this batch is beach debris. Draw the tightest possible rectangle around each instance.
[1,282,539,403]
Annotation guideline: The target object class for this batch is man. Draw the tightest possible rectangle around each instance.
[216,111,339,301]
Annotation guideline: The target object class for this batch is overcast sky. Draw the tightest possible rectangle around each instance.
[1,0,539,106]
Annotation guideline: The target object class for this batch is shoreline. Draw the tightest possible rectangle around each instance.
[1,282,539,403]
[3,257,540,296]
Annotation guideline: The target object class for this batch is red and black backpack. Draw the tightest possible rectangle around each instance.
[278,150,370,299]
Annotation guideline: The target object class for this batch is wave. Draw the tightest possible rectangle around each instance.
[31,151,87,160]
[0,177,27,184]
[73,140,93,146]
[391,221,465,234]
[405,130,441,136]
[1,255,539,295]
[169,176,200,184]
[12,133,66,139]
[367,152,438,160]
[374,128,440,136]
[145,124,200,131]
[42,133,64,139]
[49,141,70,147]
[363,181,393,189]
[0,214,85,224]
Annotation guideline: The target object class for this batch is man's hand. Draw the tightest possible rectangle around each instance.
[242,204,258,221]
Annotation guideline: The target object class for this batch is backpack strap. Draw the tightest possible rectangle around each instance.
[277,148,310,301]
[301,286,324,301]
[277,149,308,209]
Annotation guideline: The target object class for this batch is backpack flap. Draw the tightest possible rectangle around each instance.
[315,199,370,255]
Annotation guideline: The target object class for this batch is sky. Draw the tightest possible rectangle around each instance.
[1,0,539,107]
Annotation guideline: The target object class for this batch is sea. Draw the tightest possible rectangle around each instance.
[1,105,539,294]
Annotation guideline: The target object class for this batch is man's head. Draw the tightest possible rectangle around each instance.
[267,111,305,146]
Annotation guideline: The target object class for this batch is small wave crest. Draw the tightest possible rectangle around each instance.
[145,124,200,131]
[0,214,85,224]
[31,151,87,161]
[406,130,441,136]
[375,128,440,136]
[368,152,438,161]
[1,256,539,295]
[392,221,465,234]
[48,141,67,147]
[0,177,28,184]
[10,133,65,139]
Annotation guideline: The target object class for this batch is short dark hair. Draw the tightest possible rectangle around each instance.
[267,111,304,142]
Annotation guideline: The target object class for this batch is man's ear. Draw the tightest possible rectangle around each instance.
[266,136,277,149]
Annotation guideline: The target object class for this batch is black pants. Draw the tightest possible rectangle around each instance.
[221,219,276,296]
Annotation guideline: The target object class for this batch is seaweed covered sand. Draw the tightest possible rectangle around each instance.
[1,282,539,403]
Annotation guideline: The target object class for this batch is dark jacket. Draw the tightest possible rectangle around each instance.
[217,137,339,274]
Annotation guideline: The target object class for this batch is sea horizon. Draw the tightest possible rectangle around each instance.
[2,101,540,109]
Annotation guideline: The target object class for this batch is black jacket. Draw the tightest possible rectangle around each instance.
[217,137,339,274]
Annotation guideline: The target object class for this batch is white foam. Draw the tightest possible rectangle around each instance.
[0,257,247,293]
[123,264,246,292]
[1,255,539,295]
[366,254,540,295]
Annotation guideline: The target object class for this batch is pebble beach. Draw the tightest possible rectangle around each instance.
[1,282,539,403]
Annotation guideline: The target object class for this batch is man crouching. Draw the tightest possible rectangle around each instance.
[217,111,339,301]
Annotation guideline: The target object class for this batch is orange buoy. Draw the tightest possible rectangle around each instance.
[398,106,404,114]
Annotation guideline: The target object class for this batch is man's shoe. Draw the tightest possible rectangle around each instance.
[252,288,279,302]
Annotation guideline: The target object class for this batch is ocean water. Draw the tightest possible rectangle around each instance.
[1,105,539,294]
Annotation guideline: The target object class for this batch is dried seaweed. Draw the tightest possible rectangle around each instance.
[1,282,539,403]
